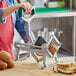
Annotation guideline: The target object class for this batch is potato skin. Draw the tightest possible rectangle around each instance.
[0,51,12,62]
[7,61,15,68]
[0,60,7,70]
[49,44,58,54]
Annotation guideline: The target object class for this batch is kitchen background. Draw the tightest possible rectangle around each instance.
[13,0,76,60]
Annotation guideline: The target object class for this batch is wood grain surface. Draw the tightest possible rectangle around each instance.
[0,57,76,76]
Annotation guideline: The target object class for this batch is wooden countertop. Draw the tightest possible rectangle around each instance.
[0,57,76,76]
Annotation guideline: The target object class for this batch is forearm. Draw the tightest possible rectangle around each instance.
[2,4,23,18]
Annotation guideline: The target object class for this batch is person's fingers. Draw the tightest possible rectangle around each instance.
[23,2,32,13]
[26,5,32,12]
[27,8,32,13]
[24,8,30,13]
[25,9,31,14]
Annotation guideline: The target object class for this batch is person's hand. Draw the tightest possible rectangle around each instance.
[20,2,32,14]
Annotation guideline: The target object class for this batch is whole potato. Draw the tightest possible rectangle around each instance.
[0,51,12,62]
[0,60,7,70]
[49,44,58,54]
[7,61,15,68]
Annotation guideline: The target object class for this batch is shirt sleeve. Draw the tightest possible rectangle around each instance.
[0,8,6,23]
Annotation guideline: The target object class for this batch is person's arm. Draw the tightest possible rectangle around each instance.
[2,4,21,19]
[2,2,32,19]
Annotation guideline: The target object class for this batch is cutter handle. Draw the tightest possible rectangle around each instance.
[18,7,35,17]
[17,0,35,17]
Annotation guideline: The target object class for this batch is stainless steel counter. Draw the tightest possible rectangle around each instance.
[34,11,76,18]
